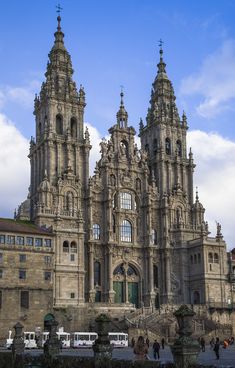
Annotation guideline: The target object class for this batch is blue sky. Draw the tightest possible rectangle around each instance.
[0,0,235,248]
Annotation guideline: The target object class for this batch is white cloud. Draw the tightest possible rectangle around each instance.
[180,39,235,118]
[188,130,235,249]
[0,80,41,109]
[0,113,29,218]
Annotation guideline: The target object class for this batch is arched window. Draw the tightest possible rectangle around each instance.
[70,241,77,253]
[93,224,101,240]
[194,254,197,264]
[120,192,132,210]
[63,241,69,253]
[94,261,101,285]
[193,291,200,304]
[112,215,116,233]
[153,138,158,155]
[176,140,182,157]
[208,252,213,263]
[110,174,116,186]
[153,265,158,288]
[56,115,63,135]
[198,253,201,263]
[120,220,132,242]
[190,255,193,264]
[214,253,219,263]
[70,117,77,138]
[165,138,171,155]
[127,265,137,276]
[114,264,125,275]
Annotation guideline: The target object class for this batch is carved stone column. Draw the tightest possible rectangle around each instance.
[88,243,95,302]
[107,246,115,303]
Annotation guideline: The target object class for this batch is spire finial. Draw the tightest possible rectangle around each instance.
[158,39,164,58]
[116,87,128,128]
[56,3,63,31]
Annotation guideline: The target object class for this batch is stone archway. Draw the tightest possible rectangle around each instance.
[113,263,140,307]
[44,313,55,331]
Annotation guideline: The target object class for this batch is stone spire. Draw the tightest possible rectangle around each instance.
[116,91,128,128]
[39,15,79,103]
[146,46,180,127]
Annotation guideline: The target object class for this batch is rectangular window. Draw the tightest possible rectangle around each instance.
[19,269,26,280]
[35,238,42,247]
[26,237,33,246]
[0,253,2,263]
[16,236,24,245]
[120,192,132,210]
[0,290,2,308]
[44,271,51,281]
[70,254,75,262]
[0,235,5,244]
[44,239,52,248]
[19,254,26,262]
[44,256,52,264]
[70,292,75,299]
[0,269,3,279]
[7,235,15,245]
[20,290,29,309]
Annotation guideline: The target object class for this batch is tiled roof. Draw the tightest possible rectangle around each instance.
[0,218,53,236]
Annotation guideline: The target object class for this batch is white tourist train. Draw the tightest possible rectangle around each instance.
[6,329,128,349]
[70,331,128,348]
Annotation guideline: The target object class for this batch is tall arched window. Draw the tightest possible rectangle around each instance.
[176,140,182,157]
[65,191,74,212]
[208,252,213,263]
[153,138,158,155]
[63,241,69,253]
[93,224,101,240]
[120,192,132,210]
[120,220,132,242]
[193,291,200,304]
[70,117,77,138]
[165,138,171,155]
[70,241,77,253]
[153,265,158,288]
[214,253,219,263]
[112,215,116,233]
[151,229,157,245]
[94,261,101,285]
[56,115,63,135]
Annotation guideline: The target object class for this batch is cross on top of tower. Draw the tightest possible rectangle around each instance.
[56,3,63,16]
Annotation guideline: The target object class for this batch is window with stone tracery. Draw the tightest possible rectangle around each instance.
[56,114,63,135]
[120,219,132,242]
[120,192,132,210]
[93,224,101,240]
[70,117,77,138]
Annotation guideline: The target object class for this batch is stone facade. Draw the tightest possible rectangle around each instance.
[0,15,235,336]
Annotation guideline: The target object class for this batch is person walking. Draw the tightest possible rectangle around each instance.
[200,337,205,352]
[153,339,160,360]
[133,336,149,360]
[213,337,220,360]
[161,337,165,349]
[146,337,150,348]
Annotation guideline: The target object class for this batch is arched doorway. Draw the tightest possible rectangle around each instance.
[113,263,140,307]
[193,291,200,305]
[44,313,55,331]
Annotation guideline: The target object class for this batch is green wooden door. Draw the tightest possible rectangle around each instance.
[113,281,124,303]
[128,282,139,307]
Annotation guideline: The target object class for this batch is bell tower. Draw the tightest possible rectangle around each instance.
[29,15,91,306]
[139,46,194,205]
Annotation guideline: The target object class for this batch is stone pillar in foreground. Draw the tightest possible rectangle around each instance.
[44,319,60,359]
[92,314,113,368]
[171,305,200,368]
[12,322,25,360]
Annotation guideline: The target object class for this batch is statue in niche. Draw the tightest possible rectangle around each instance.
[100,138,108,157]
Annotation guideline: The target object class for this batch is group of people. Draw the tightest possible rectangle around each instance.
[131,336,165,360]
[209,336,234,360]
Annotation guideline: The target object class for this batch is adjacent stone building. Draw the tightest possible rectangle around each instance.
[0,15,234,336]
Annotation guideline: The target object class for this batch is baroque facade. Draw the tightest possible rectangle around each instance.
[1,15,235,336]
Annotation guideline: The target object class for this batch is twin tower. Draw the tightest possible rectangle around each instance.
[24,15,230,318]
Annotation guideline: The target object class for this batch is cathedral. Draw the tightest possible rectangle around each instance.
[0,15,234,335]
